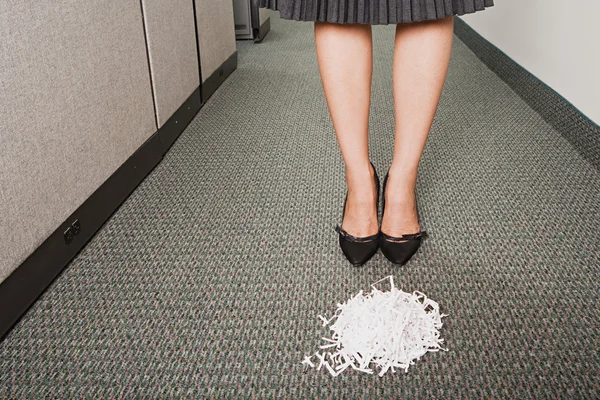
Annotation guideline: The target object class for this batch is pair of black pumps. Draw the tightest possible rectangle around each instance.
[334,161,428,266]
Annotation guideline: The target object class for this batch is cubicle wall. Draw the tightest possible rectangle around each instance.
[259,6,270,25]
[195,0,238,101]
[0,1,157,283]
[0,0,238,338]
[140,0,201,128]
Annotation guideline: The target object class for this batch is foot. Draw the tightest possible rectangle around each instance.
[380,167,420,238]
[341,162,379,237]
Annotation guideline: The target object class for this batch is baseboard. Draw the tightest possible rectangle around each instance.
[201,51,238,104]
[254,17,270,43]
[0,88,203,341]
[158,87,202,152]
[454,17,600,169]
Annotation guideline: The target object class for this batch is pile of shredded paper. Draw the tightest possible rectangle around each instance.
[302,276,448,377]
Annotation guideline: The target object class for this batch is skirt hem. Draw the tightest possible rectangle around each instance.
[257,0,494,25]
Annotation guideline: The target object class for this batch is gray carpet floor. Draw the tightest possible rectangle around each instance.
[1,16,599,398]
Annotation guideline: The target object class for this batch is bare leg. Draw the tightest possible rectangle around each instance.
[314,21,378,237]
[381,16,454,236]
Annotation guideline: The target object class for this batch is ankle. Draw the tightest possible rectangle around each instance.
[345,161,374,181]
[384,170,416,207]
[387,165,417,191]
[346,162,375,190]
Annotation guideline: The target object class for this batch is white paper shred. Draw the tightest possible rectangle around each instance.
[302,276,448,377]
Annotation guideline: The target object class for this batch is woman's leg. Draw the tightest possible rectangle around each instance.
[314,22,378,237]
[381,16,454,236]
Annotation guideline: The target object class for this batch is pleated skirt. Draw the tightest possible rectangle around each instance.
[256,0,493,24]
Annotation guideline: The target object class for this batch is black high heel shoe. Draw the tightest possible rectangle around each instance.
[334,161,380,267]
[379,169,428,265]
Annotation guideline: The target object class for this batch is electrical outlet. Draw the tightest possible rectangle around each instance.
[64,226,74,244]
[71,219,80,235]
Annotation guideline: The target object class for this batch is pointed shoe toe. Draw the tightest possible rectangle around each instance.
[335,225,379,266]
[379,231,427,265]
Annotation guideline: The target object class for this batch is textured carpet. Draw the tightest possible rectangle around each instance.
[1,16,599,398]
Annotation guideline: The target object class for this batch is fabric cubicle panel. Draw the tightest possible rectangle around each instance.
[0,1,157,282]
[259,6,270,25]
[194,0,237,82]
[140,0,200,128]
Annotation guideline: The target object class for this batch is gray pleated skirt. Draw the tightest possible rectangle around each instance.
[256,0,493,24]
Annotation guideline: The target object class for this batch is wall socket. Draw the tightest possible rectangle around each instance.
[71,219,80,235]
[63,219,81,244]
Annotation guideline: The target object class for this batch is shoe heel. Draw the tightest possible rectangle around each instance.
[379,169,427,265]
[335,161,380,266]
